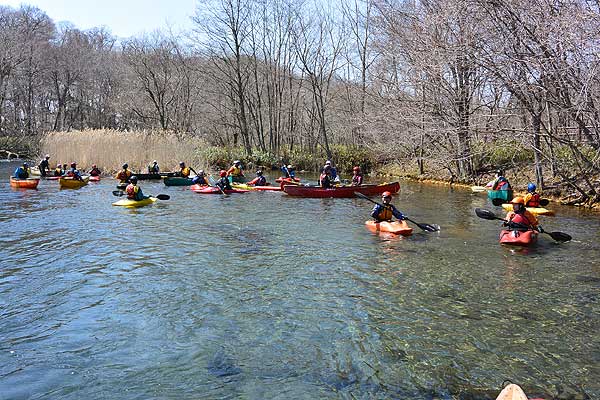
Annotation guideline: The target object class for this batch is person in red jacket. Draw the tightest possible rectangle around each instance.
[248,170,267,186]
[351,166,363,186]
[524,183,541,207]
[505,197,538,230]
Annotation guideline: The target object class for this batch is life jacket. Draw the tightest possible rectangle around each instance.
[192,176,208,185]
[228,166,242,177]
[508,211,536,229]
[352,174,363,186]
[525,192,540,207]
[148,164,159,173]
[90,168,101,176]
[54,168,63,176]
[249,176,266,186]
[180,167,190,178]
[377,205,394,221]
[217,177,231,190]
[116,169,131,181]
[320,173,332,188]
[492,177,510,190]
[126,183,138,199]
[14,167,29,179]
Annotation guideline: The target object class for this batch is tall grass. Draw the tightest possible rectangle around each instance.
[40,129,207,173]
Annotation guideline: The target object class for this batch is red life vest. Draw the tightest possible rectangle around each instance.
[509,212,532,227]
[525,193,540,207]
[126,183,137,199]
[378,205,394,221]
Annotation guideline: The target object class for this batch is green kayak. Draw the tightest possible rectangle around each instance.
[487,189,513,202]
[164,176,194,186]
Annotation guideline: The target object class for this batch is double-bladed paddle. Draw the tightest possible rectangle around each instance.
[354,192,440,232]
[491,198,550,207]
[112,190,170,200]
[474,208,571,242]
[207,174,229,197]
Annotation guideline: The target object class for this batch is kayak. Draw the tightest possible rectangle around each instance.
[471,185,488,192]
[499,229,538,246]
[232,183,282,191]
[112,197,157,208]
[275,177,300,183]
[495,384,529,400]
[228,175,246,184]
[89,175,101,182]
[365,220,413,236]
[133,172,176,180]
[501,203,555,216]
[45,176,61,180]
[59,176,90,189]
[9,177,40,189]
[282,182,400,198]
[488,189,513,202]
[190,184,249,194]
[164,176,194,186]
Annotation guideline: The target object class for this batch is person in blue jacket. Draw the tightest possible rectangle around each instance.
[371,191,406,222]
[14,162,30,179]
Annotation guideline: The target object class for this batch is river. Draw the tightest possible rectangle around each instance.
[1,161,598,399]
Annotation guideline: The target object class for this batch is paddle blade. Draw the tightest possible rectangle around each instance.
[544,230,571,242]
[475,208,499,220]
[417,222,440,232]
[539,199,549,206]
[155,194,170,200]
[112,190,124,196]
[491,198,504,206]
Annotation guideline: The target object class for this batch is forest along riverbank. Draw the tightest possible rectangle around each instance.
[1,161,599,399]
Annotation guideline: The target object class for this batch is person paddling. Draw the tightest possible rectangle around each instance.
[38,154,51,177]
[191,170,209,185]
[65,162,83,181]
[89,164,101,177]
[14,162,31,179]
[524,183,541,207]
[486,169,511,190]
[351,166,363,186]
[148,160,160,174]
[504,197,538,230]
[53,163,64,176]
[177,161,191,178]
[371,191,406,222]
[227,160,245,183]
[125,176,147,201]
[281,164,296,179]
[216,170,232,191]
[247,170,267,186]
[116,163,132,183]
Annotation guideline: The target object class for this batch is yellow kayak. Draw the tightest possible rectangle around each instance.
[59,176,89,189]
[112,197,157,208]
[501,203,555,216]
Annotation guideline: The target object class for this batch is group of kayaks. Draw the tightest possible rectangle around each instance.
[10,175,96,189]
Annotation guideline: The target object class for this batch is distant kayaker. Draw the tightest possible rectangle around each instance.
[148,160,160,174]
[177,161,191,178]
[324,160,340,183]
[227,160,245,183]
[53,163,64,176]
[89,164,101,177]
[116,163,132,183]
[126,176,146,201]
[216,170,232,191]
[191,170,209,185]
[319,165,334,188]
[65,162,83,181]
[13,162,30,179]
[351,166,363,186]
[371,191,406,222]
[38,154,51,177]
[505,197,538,230]
[486,170,511,190]
[524,183,541,207]
[281,164,296,179]
[248,170,267,186]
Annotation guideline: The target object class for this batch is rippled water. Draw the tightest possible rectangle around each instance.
[1,161,599,399]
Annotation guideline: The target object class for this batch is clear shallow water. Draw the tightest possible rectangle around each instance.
[0,162,598,400]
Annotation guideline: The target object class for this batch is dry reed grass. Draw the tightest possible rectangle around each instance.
[40,129,207,173]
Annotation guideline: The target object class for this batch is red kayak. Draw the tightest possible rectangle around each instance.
[499,230,538,246]
[190,184,249,194]
[365,220,413,236]
[275,177,300,183]
[89,176,101,182]
[283,182,400,198]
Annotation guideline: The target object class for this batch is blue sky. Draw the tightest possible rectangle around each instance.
[1,0,197,38]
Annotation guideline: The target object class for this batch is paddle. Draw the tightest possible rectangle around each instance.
[354,192,440,232]
[208,174,229,197]
[112,191,170,200]
[492,198,550,207]
[474,208,571,242]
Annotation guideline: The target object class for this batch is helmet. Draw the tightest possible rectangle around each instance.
[198,169,204,175]
[325,160,332,165]
[92,164,97,168]
[71,162,76,168]
[122,163,128,169]
[496,169,503,176]
[287,164,293,169]
[179,161,185,166]
[256,170,263,175]
[130,175,138,183]
[353,166,361,172]
[510,196,525,205]
[382,191,392,198]
[220,170,227,177]
[153,160,157,164]
[57,163,61,168]
[234,160,241,165]
[23,162,28,167]
[527,183,536,192]
[45,154,50,159]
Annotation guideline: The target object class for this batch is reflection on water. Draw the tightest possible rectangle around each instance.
[0,162,598,399]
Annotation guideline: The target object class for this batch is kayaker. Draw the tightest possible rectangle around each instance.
[38,154,51,177]
[281,164,296,179]
[248,170,267,186]
[324,160,339,182]
[524,183,541,207]
[177,161,191,178]
[65,162,83,181]
[486,169,511,190]
[319,165,334,188]
[351,166,363,186]
[216,170,232,191]
[89,164,101,177]
[191,170,209,185]
[53,163,64,176]
[115,163,132,183]
[14,162,30,179]
[227,160,245,182]
[504,197,538,230]
[126,176,146,201]
[148,160,160,174]
[371,191,406,222]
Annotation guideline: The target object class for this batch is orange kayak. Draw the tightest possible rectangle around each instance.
[365,220,413,236]
[9,177,40,189]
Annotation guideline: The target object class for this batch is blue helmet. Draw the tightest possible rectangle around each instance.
[527,183,536,192]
